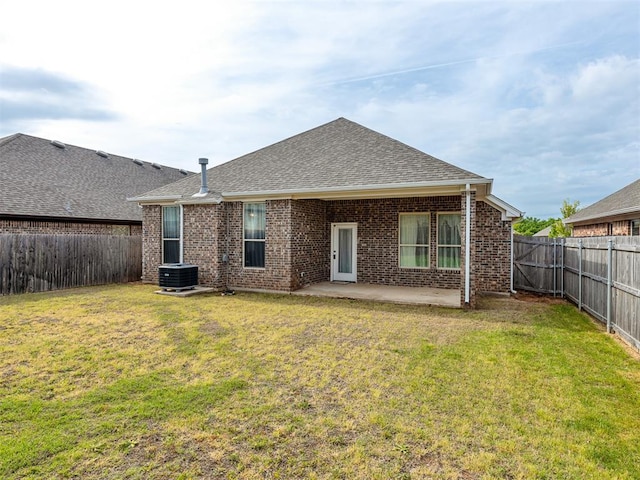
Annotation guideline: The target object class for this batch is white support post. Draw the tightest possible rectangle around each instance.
[464,184,471,305]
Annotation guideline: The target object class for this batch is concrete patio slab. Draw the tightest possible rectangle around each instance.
[291,281,461,308]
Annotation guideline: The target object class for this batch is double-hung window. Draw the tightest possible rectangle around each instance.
[437,213,461,269]
[399,213,430,268]
[162,205,181,264]
[632,219,640,236]
[244,203,266,268]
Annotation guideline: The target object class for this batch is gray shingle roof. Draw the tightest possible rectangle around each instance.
[134,118,489,200]
[566,178,640,224]
[0,133,193,222]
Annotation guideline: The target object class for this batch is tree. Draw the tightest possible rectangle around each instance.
[549,199,580,238]
[513,216,557,236]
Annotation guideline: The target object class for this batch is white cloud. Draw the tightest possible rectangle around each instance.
[1,1,638,218]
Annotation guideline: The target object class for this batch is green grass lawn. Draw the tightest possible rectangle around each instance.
[0,284,638,479]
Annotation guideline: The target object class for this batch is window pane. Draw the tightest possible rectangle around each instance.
[163,206,180,239]
[163,239,180,264]
[244,241,265,268]
[244,203,265,240]
[632,220,640,236]
[400,214,429,245]
[438,246,461,269]
[400,246,429,268]
[338,228,353,273]
[438,214,461,245]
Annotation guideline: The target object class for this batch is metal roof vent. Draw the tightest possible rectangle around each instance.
[96,150,109,158]
[151,163,161,170]
[132,159,144,166]
[51,140,66,149]
[192,158,209,196]
[179,169,188,175]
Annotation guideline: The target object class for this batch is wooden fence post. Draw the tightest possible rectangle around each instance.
[578,238,583,311]
[607,238,613,334]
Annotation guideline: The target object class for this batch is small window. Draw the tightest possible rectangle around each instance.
[399,213,430,268]
[162,206,181,264]
[244,203,266,268]
[437,213,461,269]
[632,219,640,236]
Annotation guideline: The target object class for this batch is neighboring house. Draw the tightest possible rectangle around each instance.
[566,178,640,237]
[0,133,192,235]
[130,118,522,307]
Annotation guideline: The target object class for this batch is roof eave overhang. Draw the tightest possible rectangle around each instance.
[127,195,183,205]
[483,194,524,221]
[127,179,498,205]
[222,178,493,201]
[566,207,640,225]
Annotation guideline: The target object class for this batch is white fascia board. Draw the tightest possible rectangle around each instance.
[223,178,492,201]
[177,197,223,205]
[484,194,524,221]
[126,195,182,204]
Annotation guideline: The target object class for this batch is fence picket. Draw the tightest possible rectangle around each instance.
[0,234,142,295]
[514,235,640,351]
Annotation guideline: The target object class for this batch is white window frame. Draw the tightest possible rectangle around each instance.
[437,212,462,270]
[162,205,182,264]
[398,212,430,269]
[243,202,266,269]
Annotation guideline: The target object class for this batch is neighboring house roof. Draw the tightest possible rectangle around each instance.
[533,225,552,237]
[566,178,640,225]
[131,118,521,218]
[0,133,193,223]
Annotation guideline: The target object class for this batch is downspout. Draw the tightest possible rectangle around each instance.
[464,183,471,305]
[179,204,184,263]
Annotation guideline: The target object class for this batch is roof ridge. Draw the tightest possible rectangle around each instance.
[208,118,352,171]
[0,133,22,148]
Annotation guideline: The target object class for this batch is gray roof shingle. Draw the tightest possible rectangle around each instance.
[0,133,193,222]
[134,118,489,200]
[566,178,640,224]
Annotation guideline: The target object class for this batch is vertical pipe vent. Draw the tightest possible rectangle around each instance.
[198,158,209,195]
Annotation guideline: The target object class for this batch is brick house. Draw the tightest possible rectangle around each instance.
[0,133,192,235]
[130,118,522,307]
[566,178,640,237]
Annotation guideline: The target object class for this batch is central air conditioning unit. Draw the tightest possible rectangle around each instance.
[158,264,198,291]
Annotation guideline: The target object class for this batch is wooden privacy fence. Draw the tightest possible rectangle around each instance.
[514,235,640,350]
[0,234,142,295]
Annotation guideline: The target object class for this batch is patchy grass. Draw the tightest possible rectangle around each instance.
[0,284,638,479]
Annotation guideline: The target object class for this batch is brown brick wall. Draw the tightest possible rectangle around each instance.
[225,200,294,291]
[182,204,226,289]
[0,218,140,236]
[291,199,329,289]
[475,200,512,294]
[327,197,461,289]
[572,220,631,237]
[141,205,162,283]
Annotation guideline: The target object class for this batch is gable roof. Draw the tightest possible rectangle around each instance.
[132,118,493,202]
[566,178,640,225]
[0,133,193,223]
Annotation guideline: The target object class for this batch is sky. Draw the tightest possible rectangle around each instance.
[1,0,638,219]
